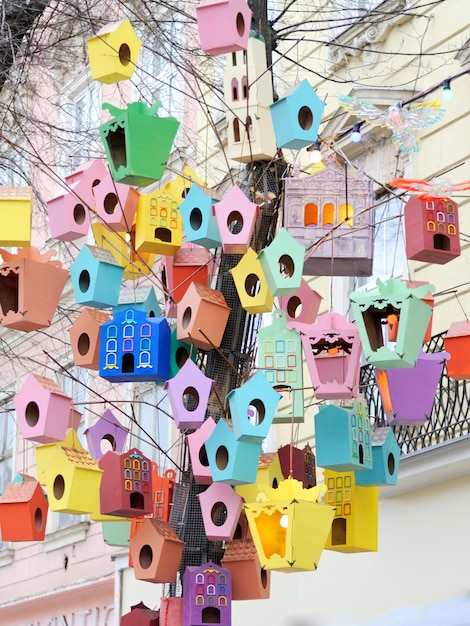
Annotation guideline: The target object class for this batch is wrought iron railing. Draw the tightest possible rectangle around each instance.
[360,332,470,455]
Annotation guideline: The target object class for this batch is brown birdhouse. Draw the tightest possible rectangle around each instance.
[130,518,184,583]
[69,307,111,370]
[0,474,48,541]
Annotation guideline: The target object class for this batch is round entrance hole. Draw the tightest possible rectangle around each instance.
[25,401,40,427]
[79,269,90,293]
[298,106,313,130]
[182,307,192,330]
[236,12,245,36]
[100,434,116,455]
[34,507,43,531]
[183,386,200,411]
[227,210,244,234]
[211,501,228,527]
[248,399,265,425]
[104,192,118,215]
[53,474,65,500]
[119,43,131,66]
[245,274,260,297]
[388,452,395,476]
[175,346,190,368]
[139,544,153,569]
[279,255,295,279]
[73,203,86,225]
[190,207,203,231]
[77,332,90,356]
[286,295,302,319]
[216,445,229,470]
[199,444,209,467]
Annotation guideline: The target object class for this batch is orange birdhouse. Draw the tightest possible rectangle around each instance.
[0,474,48,541]
[444,320,470,380]
[130,518,184,583]
[68,307,111,370]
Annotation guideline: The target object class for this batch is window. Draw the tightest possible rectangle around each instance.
[132,385,173,470]
[329,0,383,39]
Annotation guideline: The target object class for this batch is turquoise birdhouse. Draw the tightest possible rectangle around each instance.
[227,371,281,443]
[257,228,305,296]
[314,399,373,473]
[70,244,124,309]
[355,427,400,487]
[180,183,221,249]
[113,286,162,318]
[169,328,197,378]
[269,79,325,150]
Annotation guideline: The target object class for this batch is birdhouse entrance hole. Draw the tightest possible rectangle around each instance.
[25,401,40,427]
[202,607,221,624]
[78,332,91,356]
[433,233,450,251]
[79,270,91,293]
[182,307,192,329]
[236,12,245,36]
[248,399,265,425]
[122,353,135,373]
[211,501,228,527]
[104,193,118,215]
[100,434,116,455]
[216,445,229,470]
[175,346,190,368]
[286,295,302,319]
[190,208,203,230]
[0,271,19,315]
[35,507,43,531]
[388,452,395,476]
[130,491,145,509]
[73,203,86,225]
[279,255,295,279]
[199,444,209,467]
[260,569,268,588]
[298,106,313,130]
[105,127,127,171]
[183,386,200,411]
[139,544,153,569]
[331,517,346,545]
[53,474,65,500]
[362,305,401,352]
[155,227,172,242]
[119,43,131,66]
[227,211,244,234]
[245,274,260,297]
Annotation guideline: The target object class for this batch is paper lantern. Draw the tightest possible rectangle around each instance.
[186,417,217,485]
[183,561,232,626]
[229,248,274,314]
[70,244,124,309]
[180,184,221,249]
[0,186,32,246]
[195,0,252,56]
[93,172,139,232]
[84,409,129,460]
[69,307,111,370]
[444,321,470,380]
[164,358,214,430]
[213,184,259,254]
[198,481,243,541]
[278,279,322,325]
[355,427,400,486]
[0,474,48,541]
[257,228,305,296]
[134,189,182,255]
[130,519,184,583]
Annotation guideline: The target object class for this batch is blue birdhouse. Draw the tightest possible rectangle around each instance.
[113,286,162,318]
[257,228,305,296]
[227,371,281,443]
[314,399,373,472]
[205,418,262,485]
[70,244,124,309]
[99,308,170,383]
[180,183,221,249]
[355,427,400,486]
[269,79,325,150]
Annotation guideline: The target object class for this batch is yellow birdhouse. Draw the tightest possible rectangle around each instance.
[162,165,206,204]
[244,477,335,572]
[0,186,32,247]
[229,248,274,314]
[236,452,284,504]
[324,469,378,553]
[87,18,142,84]
[135,190,182,255]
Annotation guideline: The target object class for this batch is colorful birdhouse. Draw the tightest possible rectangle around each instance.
[213,185,259,254]
[257,228,305,296]
[99,101,179,186]
[277,444,317,489]
[278,279,322,325]
[183,561,232,626]
[85,409,129,460]
[130,519,184,583]
[257,309,304,423]
[102,520,131,547]
[229,248,274,314]
[35,429,82,486]
[444,321,470,380]
[99,308,170,383]
[70,244,124,309]
[269,79,325,150]
[324,470,378,553]
[186,417,217,485]
[283,159,374,276]
[14,373,72,444]
[99,448,153,517]
[162,164,206,203]
[176,282,230,351]
[195,0,252,56]
[244,478,335,572]
[0,247,68,332]
[0,186,32,246]
[350,278,435,369]
[87,18,142,84]
[235,451,284,504]
[161,244,211,309]
[160,598,183,626]
[198,481,243,541]
[120,601,160,626]
[355,427,400,486]
[65,158,108,203]
[113,286,162,318]
[0,474,48,541]
[93,172,139,232]
[205,418,262,485]
[180,184,221,249]
[164,358,214,430]
[169,328,197,377]
[46,178,96,242]
[314,399,373,472]
[68,307,111,370]
[290,312,362,400]
[376,350,449,425]
[134,189,182,255]
[228,371,281,442]
[404,195,460,264]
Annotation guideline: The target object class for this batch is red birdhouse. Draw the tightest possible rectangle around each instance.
[444,320,470,380]
[120,602,159,626]
[0,474,48,541]
[161,243,211,311]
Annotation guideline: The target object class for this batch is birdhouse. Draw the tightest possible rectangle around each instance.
[102,520,131,547]
[99,448,153,517]
[134,189,183,255]
[283,159,375,276]
[197,481,243,541]
[404,195,460,264]
[0,247,68,332]
[269,79,325,150]
[0,474,48,541]
[376,350,448,425]
[257,309,304,423]
[314,399,373,472]
[161,244,211,307]
[65,158,108,203]
[120,601,159,626]
[14,373,72,444]
[169,328,197,377]
[444,321,470,380]
[244,478,335,572]
[186,417,217,485]
[130,519,184,583]
[99,101,179,186]
[228,371,281,442]
[35,429,82,486]
[183,561,232,626]
[278,279,322,325]
[164,358,214,430]
[205,418,262,485]
[350,278,435,369]
[406,280,434,343]
[0,186,32,246]
[229,248,274,314]
[355,427,400,486]
[99,308,170,383]
[257,228,305,296]
[290,312,362,400]
[160,598,183,626]
[113,286,162,318]
[162,164,206,202]
[93,172,139,232]
[180,184,221,249]
[324,470,379,553]
[87,18,142,84]
[195,0,252,56]
[68,307,111,370]
[85,409,129,460]
[176,282,230,351]
[277,444,316,489]
[213,185,259,254]
[235,451,284,504]
[70,244,124,309]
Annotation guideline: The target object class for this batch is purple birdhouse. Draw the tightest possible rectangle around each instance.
[85,409,129,460]
[164,358,214,430]
[183,561,232,626]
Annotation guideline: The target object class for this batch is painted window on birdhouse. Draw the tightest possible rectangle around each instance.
[242,76,248,99]
[304,202,319,226]
[233,118,241,142]
[322,203,335,226]
[231,78,239,101]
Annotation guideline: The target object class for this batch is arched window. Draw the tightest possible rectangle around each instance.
[339,203,353,226]
[241,75,248,99]
[322,202,335,226]
[245,116,254,139]
[436,211,445,222]
[231,77,238,101]
[426,220,436,232]
[448,224,457,235]
[233,118,240,143]
[304,202,318,226]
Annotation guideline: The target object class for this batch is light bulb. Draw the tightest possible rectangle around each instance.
[351,124,362,143]
[442,79,453,101]
[307,141,322,164]
[280,514,289,528]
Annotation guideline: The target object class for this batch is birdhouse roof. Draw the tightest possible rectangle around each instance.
[30,374,70,398]
[84,244,123,266]
[371,427,392,446]
[223,539,258,562]
[79,307,112,325]
[446,320,470,339]
[258,452,278,469]
[0,186,32,201]
[173,245,211,266]
[0,475,41,503]
[62,446,101,470]
[117,286,154,305]
[145,518,182,541]
[192,283,229,308]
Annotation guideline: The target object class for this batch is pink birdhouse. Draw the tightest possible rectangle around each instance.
[257,228,305,296]
[290,312,362,400]
[196,0,252,56]
[183,561,232,626]
[65,158,108,200]
[85,409,129,460]
[120,601,160,626]
[161,243,211,309]
[164,358,214,430]
[177,282,231,351]
[444,320,470,380]
[46,181,93,241]
[213,185,259,254]
[130,518,184,583]
[93,172,139,232]
[0,474,48,542]
[278,279,322,325]
[160,598,183,626]
[198,481,243,541]
[186,417,217,484]
[68,307,111,370]
[14,373,72,444]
